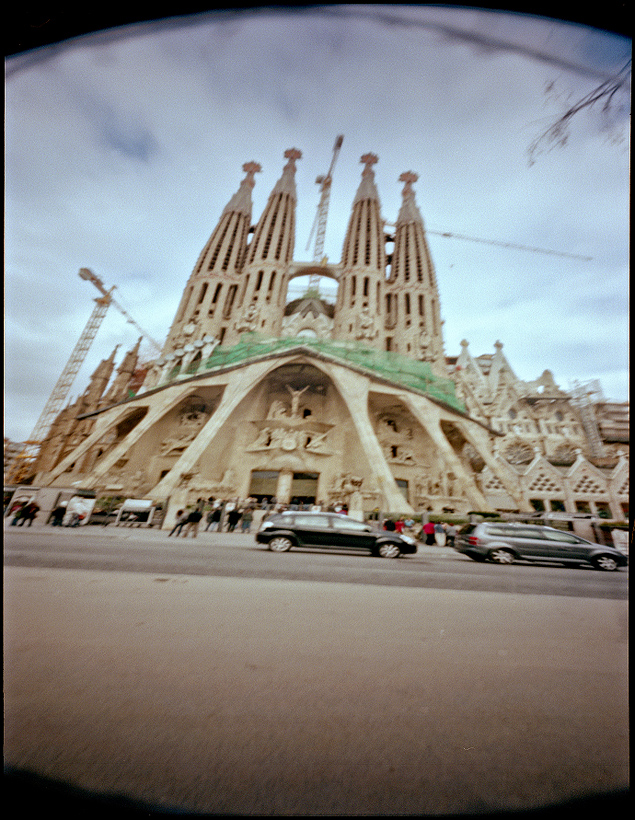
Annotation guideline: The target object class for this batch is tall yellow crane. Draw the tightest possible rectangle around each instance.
[6,268,161,484]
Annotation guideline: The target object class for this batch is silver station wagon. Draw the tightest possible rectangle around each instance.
[455,522,627,571]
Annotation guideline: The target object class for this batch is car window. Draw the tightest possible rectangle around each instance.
[331,518,371,532]
[541,529,581,543]
[293,515,331,528]
[486,526,542,539]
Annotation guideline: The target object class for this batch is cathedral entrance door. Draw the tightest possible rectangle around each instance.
[248,470,280,503]
[290,472,319,506]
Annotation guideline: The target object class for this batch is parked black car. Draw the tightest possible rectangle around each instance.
[256,511,418,558]
[455,522,627,571]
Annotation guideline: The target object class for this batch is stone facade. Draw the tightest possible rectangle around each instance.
[31,149,628,525]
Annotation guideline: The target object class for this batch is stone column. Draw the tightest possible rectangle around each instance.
[276,470,294,504]
[451,419,533,512]
[148,359,281,504]
[403,394,491,511]
[323,364,412,513]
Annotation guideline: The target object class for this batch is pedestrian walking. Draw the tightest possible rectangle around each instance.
[10,502,27,526]
[18,501,40,527]
[205,506,222,531]
[445,523,458,548]
[168,510,186,537]
[240,504,254,533]
[182,508,203,538]
[434,522,446,546]
[423,520,435,545]
[226,505,241,532]
[50,504,67,526]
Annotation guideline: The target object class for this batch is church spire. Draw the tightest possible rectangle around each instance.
[333,153,386,348]
[385,171,445,373]
[162,161,261,354]
[230,148,302,341]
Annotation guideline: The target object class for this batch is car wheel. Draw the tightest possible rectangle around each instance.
[377,542,401,559]
[268,536,293,552]
[592,554,620,572]
[488,548,515,565]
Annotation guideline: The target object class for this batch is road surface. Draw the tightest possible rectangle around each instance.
[4,526,629,815]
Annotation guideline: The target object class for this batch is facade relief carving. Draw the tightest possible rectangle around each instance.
[159,401,210,457]
[252,383,333,456]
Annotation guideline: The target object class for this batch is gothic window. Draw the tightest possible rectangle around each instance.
[209,219,231,270]
[197,283,208,305]
[267,271,276,301]
[223,285,238,318]
[275,208,288,260]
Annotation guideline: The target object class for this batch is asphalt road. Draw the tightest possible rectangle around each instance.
[4,526,629,816]
[3,525,628,600]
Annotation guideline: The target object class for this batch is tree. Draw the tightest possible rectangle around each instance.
[528,59,631,164]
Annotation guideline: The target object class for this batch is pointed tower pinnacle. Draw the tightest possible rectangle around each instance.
[334,153,386,348]
[384,171,445,373]
[232,148,302,341]
[163,161,261,354]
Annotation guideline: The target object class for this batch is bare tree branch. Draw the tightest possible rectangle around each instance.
[528,60,631,164]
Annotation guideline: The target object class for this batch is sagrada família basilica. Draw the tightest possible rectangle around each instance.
[29,149,628,527]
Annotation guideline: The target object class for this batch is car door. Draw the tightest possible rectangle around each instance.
[539,527,593,563]
[328,516,378,551]
[291,514,333,548]
[495,526,554,561]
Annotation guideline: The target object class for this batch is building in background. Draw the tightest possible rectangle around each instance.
[18,149,628,526]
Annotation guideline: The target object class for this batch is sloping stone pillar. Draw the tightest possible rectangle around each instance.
[323,364,412,513]
[148,359,281,507]
[450,419,533,512]
[402,393,491,511]
[47,385,195,488]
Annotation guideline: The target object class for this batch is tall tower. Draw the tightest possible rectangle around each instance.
[162,161,261,353]
[229,148,301,342]
[333,153,386,348]
[385,172,445,373]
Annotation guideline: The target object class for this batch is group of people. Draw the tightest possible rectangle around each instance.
[8,500,40,527]
[382,517,458,546]
[168,498,259,538]
[420,520,458,547]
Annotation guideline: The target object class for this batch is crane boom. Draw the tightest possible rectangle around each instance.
[79,268,162,353]
[306,136,344,290]
[7,268,162,483]
[426,230,593,261]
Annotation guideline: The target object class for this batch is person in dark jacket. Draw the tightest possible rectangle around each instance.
[226,506,242,532]
[168,510,186,537]
[181,508,203,538]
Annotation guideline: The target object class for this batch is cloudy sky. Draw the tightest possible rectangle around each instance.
[5,5,630,443]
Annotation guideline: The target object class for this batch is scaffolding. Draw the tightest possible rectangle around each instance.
[570,379,605,459]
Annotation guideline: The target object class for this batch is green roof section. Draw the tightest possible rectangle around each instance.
[186,333,466,412]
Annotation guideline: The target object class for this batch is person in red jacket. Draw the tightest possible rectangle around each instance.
[423,520,435,545]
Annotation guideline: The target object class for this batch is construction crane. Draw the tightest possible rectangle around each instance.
[305,134,344,290]
[6,268,161,484]
[425,229,593,261]
[79,268,162,354]
[384,224,592,261]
